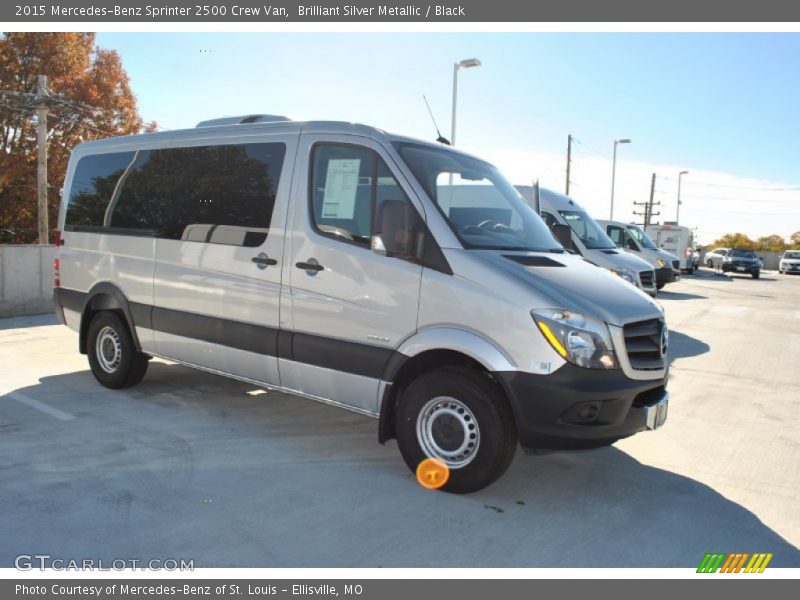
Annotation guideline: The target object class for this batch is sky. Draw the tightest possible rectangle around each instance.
[97,32,800,244]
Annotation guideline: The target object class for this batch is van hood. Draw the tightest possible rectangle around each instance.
[471,250,663,327]
[592,248,654,274]
[656,248,680,263]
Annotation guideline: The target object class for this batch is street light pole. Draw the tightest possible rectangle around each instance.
[676,170,689,223]
[609,138,631,220]
[450,58,481,147]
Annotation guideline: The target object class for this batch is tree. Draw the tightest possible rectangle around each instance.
[791,231,800,249]
[755,234,787,253]
[710,232,756,250]
[0,33,155,243]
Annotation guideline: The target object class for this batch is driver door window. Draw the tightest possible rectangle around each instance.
[310,143,424,259]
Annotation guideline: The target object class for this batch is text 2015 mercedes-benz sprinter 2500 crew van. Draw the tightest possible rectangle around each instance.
[54,116,669,493]
[521,187,658,297]
[597,220,681,290]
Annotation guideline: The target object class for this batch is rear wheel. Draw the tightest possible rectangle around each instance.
[706,259,713,268]
[87,311,149,389]
[752,271,760,279]
[396,367,517,494]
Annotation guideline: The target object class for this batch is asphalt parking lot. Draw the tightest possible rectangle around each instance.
[1,269,799,568]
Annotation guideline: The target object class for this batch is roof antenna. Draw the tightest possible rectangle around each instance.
[423,95,451,145]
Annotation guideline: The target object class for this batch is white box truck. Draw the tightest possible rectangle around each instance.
[645,222,696,273]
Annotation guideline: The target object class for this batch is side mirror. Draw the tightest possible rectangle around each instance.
[371,234,387,256]
[552,223,572,249]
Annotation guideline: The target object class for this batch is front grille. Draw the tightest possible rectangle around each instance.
[623,318,666,371]
[639,270,655,288]
[672,260,680,270]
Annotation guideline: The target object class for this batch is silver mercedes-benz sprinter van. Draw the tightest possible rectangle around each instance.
[520,187,658,297]
[597,219,681,290]
[54,116,669,493]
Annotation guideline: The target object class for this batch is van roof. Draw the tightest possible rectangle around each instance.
[70,119,485,164]
[515,186,585,211]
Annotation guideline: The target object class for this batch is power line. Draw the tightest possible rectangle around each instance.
[658,174,800,192]
[572,137,610,159]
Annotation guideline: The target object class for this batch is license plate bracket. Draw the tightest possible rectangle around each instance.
[645,394,669,430]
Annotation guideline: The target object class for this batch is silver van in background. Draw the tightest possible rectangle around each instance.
[54,116,669,493]
[597,219,681,290]
[518,187,658,297]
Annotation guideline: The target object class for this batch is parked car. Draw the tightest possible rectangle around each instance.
[597,219,681,289]
[704,247,729,268]
[779,250,800,274]
[53,115,669,493]
[721,248,761,278]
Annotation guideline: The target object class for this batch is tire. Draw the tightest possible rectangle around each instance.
[656,283,665,290]
[87,311,149,389]
[395,367,517,494]
[752,271,760,279]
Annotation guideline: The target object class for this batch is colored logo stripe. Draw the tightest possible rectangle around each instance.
[697,552,773,573]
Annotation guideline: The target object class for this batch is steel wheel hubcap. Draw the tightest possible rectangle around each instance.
[416,396,480,469]
[96,326,122,373]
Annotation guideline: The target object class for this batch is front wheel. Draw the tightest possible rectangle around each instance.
[87,311,149,389]
[396,367,517,494]
[752,271,760,279]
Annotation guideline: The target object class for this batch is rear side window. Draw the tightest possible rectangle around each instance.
[65,142,285,248]
[111,143,286,246]
[65,152,136,229]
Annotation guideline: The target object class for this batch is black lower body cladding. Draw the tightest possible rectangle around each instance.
[494,363,667,450]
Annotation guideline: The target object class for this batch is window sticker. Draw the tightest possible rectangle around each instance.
[322,158,361,219]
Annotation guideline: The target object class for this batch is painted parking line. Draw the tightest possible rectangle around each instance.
[1,389,76,421]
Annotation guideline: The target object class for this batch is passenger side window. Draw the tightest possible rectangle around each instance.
[311,144,375,247]
[540,211,559,230]
[311,144,425,258]
[110,142,286,247]
[607,225,623,245]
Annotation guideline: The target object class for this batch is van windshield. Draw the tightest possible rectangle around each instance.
[395,143,561,252]
[559,210,617,250]
[627,224,658,249]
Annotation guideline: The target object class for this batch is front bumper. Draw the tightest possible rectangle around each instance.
[656,265,678,286]
[495,363,668,450]
[722,262,759,274]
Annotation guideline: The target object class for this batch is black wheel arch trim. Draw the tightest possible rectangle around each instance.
[55,283,143,354]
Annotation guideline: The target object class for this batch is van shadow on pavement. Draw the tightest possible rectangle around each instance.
[667,330,710,365]
[657,290,708,300]
[0,363,797,568]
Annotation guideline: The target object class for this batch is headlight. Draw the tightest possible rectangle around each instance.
[532,309,618,369]
[656,258,666,268]
[609,267,637,285]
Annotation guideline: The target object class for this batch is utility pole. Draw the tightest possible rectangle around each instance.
[35,75,49,245]
[565,134,572,195]
[632,173,660,227]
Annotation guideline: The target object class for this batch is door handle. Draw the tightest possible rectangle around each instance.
[252,253,278,269]
[295,258,324,275]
